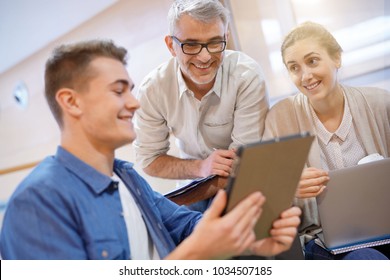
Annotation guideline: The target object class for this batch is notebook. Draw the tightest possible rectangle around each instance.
[316,158,390,254]
[224,132,314,239]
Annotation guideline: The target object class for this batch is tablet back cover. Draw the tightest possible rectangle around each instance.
[225,133,314,239]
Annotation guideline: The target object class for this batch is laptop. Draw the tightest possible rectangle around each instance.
[224,132,314,240]
[316,158,390,254]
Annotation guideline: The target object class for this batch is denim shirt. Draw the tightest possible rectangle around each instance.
[0,147,202,259]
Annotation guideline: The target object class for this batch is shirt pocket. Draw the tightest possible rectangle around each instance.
[202,119,233,148]
[86,239,126,260]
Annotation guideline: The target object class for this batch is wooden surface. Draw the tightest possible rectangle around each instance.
[0,160,40,175]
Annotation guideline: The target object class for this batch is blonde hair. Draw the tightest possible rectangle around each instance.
[281,21,343,65]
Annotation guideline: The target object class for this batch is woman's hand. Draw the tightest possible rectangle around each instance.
[296,167,329,198]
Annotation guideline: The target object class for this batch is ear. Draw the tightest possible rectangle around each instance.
[224,30,231,50]
[337,59,342,69]
[165,35,177,57]
[225,29,230,42]
[55,88,82,118]
[334,53,342,69]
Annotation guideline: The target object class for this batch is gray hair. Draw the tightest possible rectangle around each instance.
[168,0,230,35]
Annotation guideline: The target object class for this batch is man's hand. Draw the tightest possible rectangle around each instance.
[296,167,329,198]
[249,206,301,256]
[198,149,236,177]
[166,190,265,260]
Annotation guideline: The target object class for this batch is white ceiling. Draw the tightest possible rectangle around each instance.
[0,0,118,75]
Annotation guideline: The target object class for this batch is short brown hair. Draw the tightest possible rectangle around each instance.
[281,21,343,66]
[44,39,128,127]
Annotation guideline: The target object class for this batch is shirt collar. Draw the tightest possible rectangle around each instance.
[310,94,352,145]
[176,60,223,99]
[334,97,352,141]
[177,66,187,99]
[310,108,332,145]
[213,66,223,98]
[55,146,114,195]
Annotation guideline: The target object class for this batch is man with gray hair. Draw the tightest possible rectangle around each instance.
[134,0,269,211]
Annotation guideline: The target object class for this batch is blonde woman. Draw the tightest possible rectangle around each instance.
[264,21,390,260]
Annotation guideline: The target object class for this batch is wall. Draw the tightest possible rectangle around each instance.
[0,0,179,213]
[227,0,390,102]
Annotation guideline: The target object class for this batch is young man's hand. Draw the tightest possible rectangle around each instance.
[166,190,264,259]
[248,206,301,256]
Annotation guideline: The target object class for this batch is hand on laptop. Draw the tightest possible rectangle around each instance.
[296,167,329,198]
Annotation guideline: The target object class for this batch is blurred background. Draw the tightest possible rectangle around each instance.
[0,0,389,226]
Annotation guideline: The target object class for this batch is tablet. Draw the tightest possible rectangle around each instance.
[224,132,314,239]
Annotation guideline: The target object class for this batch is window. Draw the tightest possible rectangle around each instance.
[226,0,389,104]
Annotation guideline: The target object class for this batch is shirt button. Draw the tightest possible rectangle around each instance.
[102,250,108,258]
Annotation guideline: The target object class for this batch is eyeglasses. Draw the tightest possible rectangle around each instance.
[171,36,226,55]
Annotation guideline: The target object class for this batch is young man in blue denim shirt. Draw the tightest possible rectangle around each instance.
[0,40,301,259]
